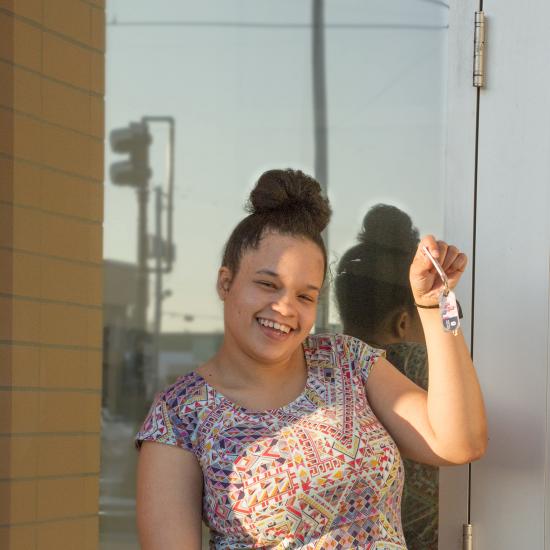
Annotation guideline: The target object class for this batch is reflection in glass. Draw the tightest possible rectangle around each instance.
[101,1,448,548]
[335,204,438,550]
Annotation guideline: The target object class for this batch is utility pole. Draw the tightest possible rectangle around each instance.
[152,186,164,396]
[109,121,152,417]
[109,117,176,406]
[136,185,149,330]
[143,117,176,397]
[312,0,330,333]
[110,121,153,331]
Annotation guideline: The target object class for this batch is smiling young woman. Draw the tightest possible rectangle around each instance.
[135,169,487,549]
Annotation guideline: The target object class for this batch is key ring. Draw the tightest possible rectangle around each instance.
[421,245,450,295]
[420,244,460,335]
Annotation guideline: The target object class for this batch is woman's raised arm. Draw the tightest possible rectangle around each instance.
[365,236,487,465]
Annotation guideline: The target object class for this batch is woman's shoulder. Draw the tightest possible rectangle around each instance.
[304,332,385,369]
[136,371,208,451]
[305,332,384,356]
[157,370,209,412]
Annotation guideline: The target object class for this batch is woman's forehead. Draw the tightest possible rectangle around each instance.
[240,234,324,276]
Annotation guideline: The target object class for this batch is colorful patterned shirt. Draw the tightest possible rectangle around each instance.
[136,334,406,549]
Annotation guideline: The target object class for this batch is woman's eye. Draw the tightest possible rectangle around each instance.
[257,280,275,288]
[300,295,315,303]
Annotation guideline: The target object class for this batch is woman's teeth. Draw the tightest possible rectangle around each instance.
[257,318,291,334]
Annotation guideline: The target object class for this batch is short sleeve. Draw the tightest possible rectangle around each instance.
[343,334,386,385]
[135,389,195,453]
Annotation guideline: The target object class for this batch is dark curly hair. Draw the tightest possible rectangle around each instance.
[335,204,419,338]
[221,169,332,278]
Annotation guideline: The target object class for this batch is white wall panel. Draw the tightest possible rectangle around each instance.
[472,1,550,548]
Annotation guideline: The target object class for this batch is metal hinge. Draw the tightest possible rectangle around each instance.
[463,523,473,550]
[473,11,486,87]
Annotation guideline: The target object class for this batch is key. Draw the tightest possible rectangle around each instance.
[421,245,460,335]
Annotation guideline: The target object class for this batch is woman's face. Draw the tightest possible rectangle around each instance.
[218,232,325,365]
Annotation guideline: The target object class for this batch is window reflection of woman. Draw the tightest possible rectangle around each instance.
[335,204,451,549]
[135,172,487,549]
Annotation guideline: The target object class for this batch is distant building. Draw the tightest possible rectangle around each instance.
[158,332,224,387]
[103,259,139,329]
[103,259,223,412]
[103,260,142,417]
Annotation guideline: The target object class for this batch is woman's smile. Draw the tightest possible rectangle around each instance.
[256,316,294,340]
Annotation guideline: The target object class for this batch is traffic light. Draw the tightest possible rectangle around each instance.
[110,122,152,187]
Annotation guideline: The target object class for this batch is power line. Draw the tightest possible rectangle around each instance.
[108,19,447,31]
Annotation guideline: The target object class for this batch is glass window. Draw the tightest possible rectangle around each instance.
[101,2,448,548]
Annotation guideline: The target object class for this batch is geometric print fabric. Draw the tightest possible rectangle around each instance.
[136,334,406,549]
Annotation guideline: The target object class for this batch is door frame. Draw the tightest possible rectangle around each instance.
[440,2,479,548]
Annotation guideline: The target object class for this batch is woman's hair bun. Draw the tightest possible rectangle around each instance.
[357,203,419,252]
[247,169,331,233]
[221,168,331,276]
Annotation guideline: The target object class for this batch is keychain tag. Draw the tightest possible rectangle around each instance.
[421,245,460,336]
[439,289,460,335]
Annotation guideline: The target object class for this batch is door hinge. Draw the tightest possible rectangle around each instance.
[463,523,473,550]
[473,11,486,87]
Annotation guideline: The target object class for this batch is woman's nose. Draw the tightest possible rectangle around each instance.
[271,294,296,317]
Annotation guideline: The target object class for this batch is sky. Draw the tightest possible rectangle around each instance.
[104,0,449,332]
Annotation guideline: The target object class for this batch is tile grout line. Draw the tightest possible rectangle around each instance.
[0,7,105,55]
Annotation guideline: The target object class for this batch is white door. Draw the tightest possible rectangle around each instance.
[468,0,550,548]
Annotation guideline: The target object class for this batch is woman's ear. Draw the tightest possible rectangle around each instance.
[217,267,233,300]
[391,309,410,340]
[390,307,425,343]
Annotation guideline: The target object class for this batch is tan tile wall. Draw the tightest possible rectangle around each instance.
[0,1,105,548]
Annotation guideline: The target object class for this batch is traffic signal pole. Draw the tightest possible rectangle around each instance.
[152,186,164,396]
[110,121,153,332]
[141,116,175,396]
[110,117,176,397]
[142,117,175,274]
[136,185,149,331]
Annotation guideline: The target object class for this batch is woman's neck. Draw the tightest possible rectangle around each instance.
[207,339,306,391]
[197,340,308,412]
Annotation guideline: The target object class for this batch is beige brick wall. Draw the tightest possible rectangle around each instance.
[0,1,105,548]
